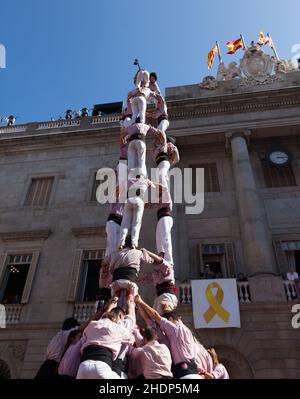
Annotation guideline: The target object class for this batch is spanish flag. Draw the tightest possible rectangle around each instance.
[226,38,243,54]
[207,45,218,69]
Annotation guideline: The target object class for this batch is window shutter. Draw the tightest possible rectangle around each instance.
[21,250,40,304]
[67,250,83,302]
[225,243,236,278]
[272,240,288,276]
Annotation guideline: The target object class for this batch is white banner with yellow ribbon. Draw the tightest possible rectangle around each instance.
[191,279,241,329]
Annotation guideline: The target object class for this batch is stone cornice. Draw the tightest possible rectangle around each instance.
[0,229,52,242]
[71,226,106,238]
[167,88,300,120]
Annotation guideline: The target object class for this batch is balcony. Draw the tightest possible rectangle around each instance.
[2,304,22,324]
[37,120,81,130]
[73,302,97,322]
[0,125,27,134]
[178,279,299,305]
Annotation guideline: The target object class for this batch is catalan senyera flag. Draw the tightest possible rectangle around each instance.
[207,45,218,69]
[258,31,274,48]
[226,38,243,54]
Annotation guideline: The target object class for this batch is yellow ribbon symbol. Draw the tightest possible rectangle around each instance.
[203,282,230,323]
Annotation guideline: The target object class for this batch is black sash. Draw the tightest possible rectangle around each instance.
[155,152,169,166]
[112,266,138,283]
[128,133,145,142]
[81,345,113,368]
[157,206,172,221]
[158,114,169,124]
[112,357,127,377]
[107,213,122,225]
[156,281,177,296]
[172,359,198,379]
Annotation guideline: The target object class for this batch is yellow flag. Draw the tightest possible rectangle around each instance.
[207,45,218,69]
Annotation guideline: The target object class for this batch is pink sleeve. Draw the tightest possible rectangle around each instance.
[141,249,154,265]
[159,318,178,337]
[212,364,229,379]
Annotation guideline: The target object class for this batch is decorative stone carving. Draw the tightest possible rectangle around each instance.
[274,59,296,76]
[201,40,297,89]
[199,75,218,90]
[8,342,26,360]
[217,61,241,81]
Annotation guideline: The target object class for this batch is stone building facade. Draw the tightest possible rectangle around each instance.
[0,47,300,378]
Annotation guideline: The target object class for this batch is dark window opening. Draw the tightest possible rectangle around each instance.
[77,259,102,302]
[0,263,30,304]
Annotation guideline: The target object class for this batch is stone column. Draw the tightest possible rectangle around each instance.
[226,130,275,274]
[226,130,286,301]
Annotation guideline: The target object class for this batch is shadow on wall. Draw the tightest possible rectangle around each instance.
[213,345,254,379]
[0,359,11,379]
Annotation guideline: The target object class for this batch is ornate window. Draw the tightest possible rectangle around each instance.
[261,160,296,188]
[191,163,220,193]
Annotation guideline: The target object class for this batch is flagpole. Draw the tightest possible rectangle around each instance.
[216,41,223,63]
[267,33,280,60]
[240,34,247,51]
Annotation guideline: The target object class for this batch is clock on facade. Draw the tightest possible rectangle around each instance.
[266,149,292,167]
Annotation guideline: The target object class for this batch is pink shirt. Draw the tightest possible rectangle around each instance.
[99,266,112,288]
[125,122,160,139]
[156,96,168,117]
[45,328,78,362]
[159,319,197,365]
[58,338,82,377]
[108,248,154,274]
[81,316,134,361]
[150,142,178,165]
[129,87,158,101]
[146,187,173,210]
[148,319,170,348]
[212,363,229,379]
[141,259,175,286]
[109,202,125,216]
[130,340,173,379]
[194,341,213,373]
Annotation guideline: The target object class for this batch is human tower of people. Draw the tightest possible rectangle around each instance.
[35,69,229,380]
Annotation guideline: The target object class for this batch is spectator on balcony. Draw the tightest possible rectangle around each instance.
[286,268,299,281]
[286,268,300,299]
[204,264,215,279]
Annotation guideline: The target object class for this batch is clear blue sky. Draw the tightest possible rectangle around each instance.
[0,0,299,123]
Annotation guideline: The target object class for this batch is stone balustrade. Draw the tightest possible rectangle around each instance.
[73,302,97,322]
[3,304,22,324]
[37,120,81,130]
[91,115,121,124]
[0,125,27,134]
[283,280,299,301]
[179,279,300,304]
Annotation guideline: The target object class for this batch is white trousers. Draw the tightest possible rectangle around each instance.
[153,293,178,315]
[158,119,170,134]
[76,360,121,379]
[105,221,121,257]
[117,159,128,187]
[180,374,202,379]
[157,160,171,186]
[131,96,147,124]
[110,279,139,297]
[128,139,147,177]
[119,197,145,247]
[156,216,173,264]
